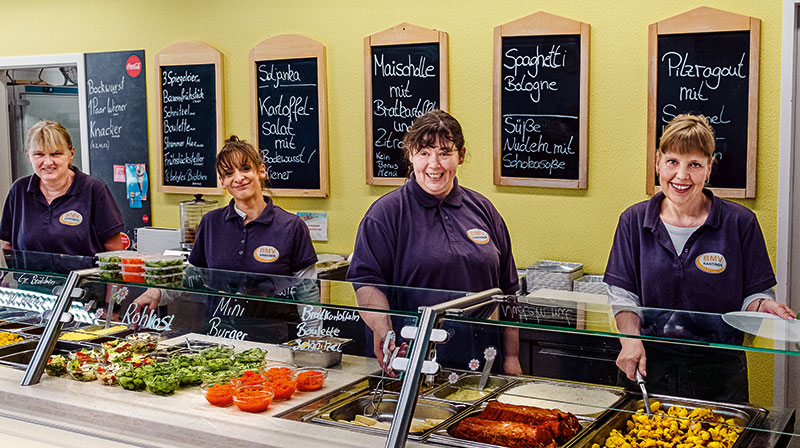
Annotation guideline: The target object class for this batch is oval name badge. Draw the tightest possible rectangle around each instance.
[695,252,727,274]
[59,210,83,226]
[253,245,279,263]
[466,228,490,245]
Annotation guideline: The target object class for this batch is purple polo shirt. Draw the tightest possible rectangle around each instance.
[0,168,124,257]
[604,190,776,340]
[188,197,317,276]
[347,173,519,312]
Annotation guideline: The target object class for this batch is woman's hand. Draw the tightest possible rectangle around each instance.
[748,298,797,320]
[617,339,646,381]
[132,288,162,314]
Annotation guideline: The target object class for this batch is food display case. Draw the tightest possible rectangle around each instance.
[0,248,797,448]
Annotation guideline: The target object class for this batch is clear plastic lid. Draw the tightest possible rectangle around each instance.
[95,250,137,263]
[142,255,185,268]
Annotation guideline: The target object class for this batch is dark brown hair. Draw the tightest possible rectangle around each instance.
[658,114,715,160]
[216,135,267,188]
[402,110,466,163]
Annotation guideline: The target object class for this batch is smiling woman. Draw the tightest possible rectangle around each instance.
[0,120,125,255]
[603,114,796,403]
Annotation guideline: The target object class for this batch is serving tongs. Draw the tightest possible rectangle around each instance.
[635,369,652,416]
[364,331,400,418]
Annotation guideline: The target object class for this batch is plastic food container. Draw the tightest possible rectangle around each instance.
[145,374,180,395]
[267,375,297,401]
[144,272,183,286]
[143,265,184,274]
[143,255,184,268]
[98,270,122,281]
[95,250,133,264]
[119,252,144,265]
[97,261,121,270]
[264,362,297,380]
[122,272,145,283]
[296,367,327,391]
[121,264,145,273]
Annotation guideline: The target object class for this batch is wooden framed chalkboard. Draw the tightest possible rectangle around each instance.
[647,7,760,198]
[364,23,448,186]
[249,34,329,197]
[493,12,589,189]
[155,41,224,195]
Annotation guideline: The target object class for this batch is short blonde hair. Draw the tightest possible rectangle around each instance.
[658,114,715,159]
[25,121,73,153]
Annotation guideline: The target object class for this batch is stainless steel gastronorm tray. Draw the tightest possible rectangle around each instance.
[422,374,514,405]
[428,400,597,448]
[0,340,90,370]
[312,393,467,440]
[496,378,626,419]
[569,394,767,448]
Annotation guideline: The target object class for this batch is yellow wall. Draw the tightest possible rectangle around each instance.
[0,0,783,405]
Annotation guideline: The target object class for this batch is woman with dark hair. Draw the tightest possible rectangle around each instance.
[605,114,795,402]
[134,137,317,340]
[348,110,522,375]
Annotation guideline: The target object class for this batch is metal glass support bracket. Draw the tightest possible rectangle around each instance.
[384,288,501,448]
[21,267,98,386]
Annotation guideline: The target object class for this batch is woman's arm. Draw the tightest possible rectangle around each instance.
[103,233,125,251]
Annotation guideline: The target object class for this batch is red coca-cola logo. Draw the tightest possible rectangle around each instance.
[120,233,131,249]
[125,55,142,78]
[142,214,150,223]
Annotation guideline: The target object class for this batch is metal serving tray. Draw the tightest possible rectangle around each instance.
[313,393,466,440]
[570,395,767,448]
[495,378,626,419]
[428,400,596,448]
[0,340,90,370]
[423,374,513,404]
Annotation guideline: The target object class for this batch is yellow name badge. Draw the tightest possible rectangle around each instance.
[466,228,490,245]
[58,210,83,226]
[695,252,727,274]
[253,245,279,263]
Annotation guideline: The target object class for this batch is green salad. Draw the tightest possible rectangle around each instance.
[46,354,68,377]
[235,348,266,363]
[176,366,205,386]
[145,374,179,395]
[117,365,154,391]
[200,346,234,360]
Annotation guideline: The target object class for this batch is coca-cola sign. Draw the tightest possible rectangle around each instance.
[125,55,142,78]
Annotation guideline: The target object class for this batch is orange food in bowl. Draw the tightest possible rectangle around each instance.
[265,365,296,379]
[268,376,298,400]
[203,383,234,407]
[121,272,145,283]
[233,387,273,412]
[230,370,268,388]
[296,368,327,391]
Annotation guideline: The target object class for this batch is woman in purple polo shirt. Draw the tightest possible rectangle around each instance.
[0,121,124,256]
[348,110,521,375]
[604,114,796,402]
[135,136,317,341]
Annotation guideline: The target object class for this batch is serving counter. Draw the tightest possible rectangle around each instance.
[0,249,796,447]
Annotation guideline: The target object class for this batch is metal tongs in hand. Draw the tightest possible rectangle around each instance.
[365,331,400,418]
[635,369,652,416]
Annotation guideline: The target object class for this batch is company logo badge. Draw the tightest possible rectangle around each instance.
[696,252,727,274]
[125,55,142,78]
[253,246,279,263]
[59,211,83,226]
[466,228,490,245]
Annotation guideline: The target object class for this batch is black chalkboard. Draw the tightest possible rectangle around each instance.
[656,31,750,189]
[370,43,440,179]
[159,63,218,188]
[255,57,320,190]
[84,50,151,247]
[499,35,581,181]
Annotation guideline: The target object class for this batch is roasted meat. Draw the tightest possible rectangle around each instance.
[454,417,558,448]
[480,401,580,443]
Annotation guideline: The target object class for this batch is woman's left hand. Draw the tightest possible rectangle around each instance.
[755,299,797,320]
[503,355,523,376]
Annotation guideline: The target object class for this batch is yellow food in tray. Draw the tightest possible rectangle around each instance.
[443,388,492,402]
[0,332,23,346]
[338,415,444,433]
[593,402,743,448]
[59,325,129,341]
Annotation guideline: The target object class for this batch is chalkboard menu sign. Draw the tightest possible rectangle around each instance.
[249,35,329,197]
[155,42,224,195]
[364,23,448,186]
[493,12,589,189]
[648,7,760,198]
[84,50,151,247]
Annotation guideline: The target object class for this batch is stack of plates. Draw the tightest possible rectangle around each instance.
[573,275,608,295]
[526,260,584,292]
